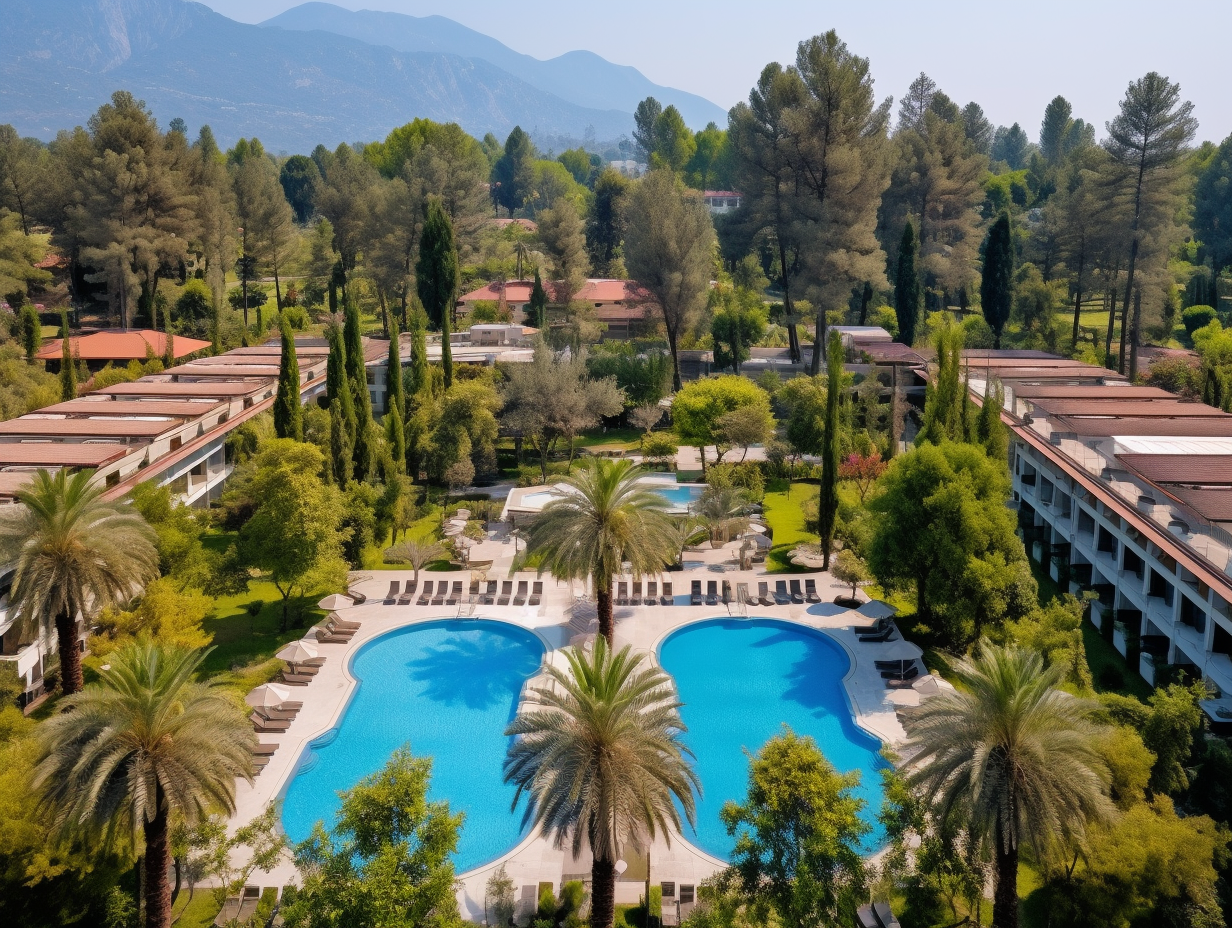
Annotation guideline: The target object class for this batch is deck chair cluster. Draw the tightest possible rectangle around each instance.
[615,579,675,606]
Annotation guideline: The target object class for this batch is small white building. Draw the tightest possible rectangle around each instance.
[703,190,742,214]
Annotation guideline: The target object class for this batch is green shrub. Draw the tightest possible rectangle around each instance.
[707,461,766,502]
[1183,304,1216,336]
[641,432,678,468]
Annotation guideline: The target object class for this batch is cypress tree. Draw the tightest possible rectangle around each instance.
[326,322,356,450]
[386,313,405,418]
[344,295,374,480]
[416,198,459,387]
[528,267,548,329]
[917,320,966,445]
[858,281,873,326]
[980,211,1014,349]
[894,222,920,346]
[408,302,429,399]
[329,400,353,486]
[977,377,1009,462]
[274,316,303,441]
[18,300,40,361]
[162,330,175,370]
[819,330,843,571]
[59,311,77,401]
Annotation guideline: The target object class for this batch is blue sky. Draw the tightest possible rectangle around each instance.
[202,0,1232,141]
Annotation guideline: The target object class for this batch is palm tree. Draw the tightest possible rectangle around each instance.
[33,641,256,928]
[525,458,676,643]
[693,484,751,547]
[0,468,158,694]
[901,642,1113,928]
[504,638,699,928]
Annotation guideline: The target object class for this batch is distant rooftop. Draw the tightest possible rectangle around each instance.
[36,330,211,362]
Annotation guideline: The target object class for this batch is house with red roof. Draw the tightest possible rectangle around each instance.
[456,278,657,340]
[702,191,743,214]
[35,329,212,373]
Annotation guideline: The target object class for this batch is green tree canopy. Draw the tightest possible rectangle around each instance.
[672,376,773,473]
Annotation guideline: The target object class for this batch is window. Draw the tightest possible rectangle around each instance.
[661,882,675,899]
[680,886,695,905]
[105,472,120,487]
[170,436,182,451]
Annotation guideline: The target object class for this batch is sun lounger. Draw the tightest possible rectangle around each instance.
[398,581,417,605]
[384,580,400,604]
[253,743,278,756]
[690,580,703,606]
[253,717,291,733]
[614,581,628,606]
[858,625,897,643]
[873,901,903,928]
[313,630,351,645]
[322,620,356,638]
[705,580,719,606]
[417,581,434,605]
[631,581,642,605]
[661,582,674,605]
[214,895,242,926]
[804,578,821,603]
[447,581,463,605]
[279,670,314,685]
[737,582,755,606]
[252,755,270,770]
[881,664,920,682]
[513,580,528,606]
[529,581,543,606]
[789,579,805,604]
[646,581,657,604]
[774,580,791,605]
[237,886,260,924]
[852,616,891,634]
[346,588,366,604]
[287,662,319,676]
[874,659,913,671]
[327,612,361,629]
[497,580,512,605]
[758,581,773,606]
[431,583,447,606]
[721,580,732,604]
[482,580,497,604]
[253,705,298,721]
[469,579,481,601]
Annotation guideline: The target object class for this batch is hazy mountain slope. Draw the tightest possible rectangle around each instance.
[0,0,635,150]
[262,2,728,129]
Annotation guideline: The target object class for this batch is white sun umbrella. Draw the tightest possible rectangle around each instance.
[245,682,292,709]
[276,639,320,664]
[318,593,354,611]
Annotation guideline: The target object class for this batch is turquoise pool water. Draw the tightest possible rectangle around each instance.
[658,619,887,858]
[520,480,703,513]
[280,621,544,871]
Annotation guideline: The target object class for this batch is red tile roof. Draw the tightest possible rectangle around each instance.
[0,418,179,437]
[1010,384,1171,400]
[0,443,132,467]
[458,278,653,311]
[1116,454,1232,485]
[1050,416,1232,438]
[99,381,268,397]
[36,330,211,362]
[1027,399,1229,418]
[42,398,226,417]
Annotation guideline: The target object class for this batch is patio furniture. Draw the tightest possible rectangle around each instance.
[431,583,447,606]
[774,580,791,605]
[661,582,674,605]
[513,581,528,606]
[345,588,367,605]
[789,579,805,604]
[253,755,270,772]
[631,581,643,605]
[327,612,361,630]
[738,582,756,606]
[253,704,298,722]
[279,669,315,684]
[447,581,463,605]
[324,617,357,636]
[616,581,629,606]
[872,902,902,928]
[645,581,657,604]
[705,581,719,606]
[398,581,417,605]
[852,616,892,634]
[237,887,261,925]
[253,743,278,756]
[214,895,242,926]
[529,581,543,606]
[804,579,821,603]
[881,663,920,680]
[690,580,703,606]
[469,579,481,601]
[417,581,434,605]
[858,624,897,643]
[886,672,921,689]
[383,580,400,604]
[497,581,512,605]
[757,581,773,607]
[253,716,291,733]
[286,662,319,676]
[482,580,498,604]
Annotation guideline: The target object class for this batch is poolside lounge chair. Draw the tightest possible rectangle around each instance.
[852,615,891,634]
[397,581,417,605]
[431,583,447,606]
[253,717,291,733]
[417,581,434,605]
[286,662,320,677]
[383,580,400,604]
[214,895,242,926]
[858,624,897,643]
[616,581,629,606]
[774,580,791,605]
[323,618,357,636]
[690,580,703,606]
[631,581,642,605]
[482,580,498,604]
[236,887,260,925]
[497,581,513,605]
[757,581,773,607]
[789,579,805,604]
[881,664,920,682]
[513,580,528,606]
[279,669,314,685]
[447,581,463,605]
[645,581,657,604]
[875,659,914,671]
[737,582,755,606]
[253,743,278,757]
[313,629,351,645]
[253,755,270,772]
[886,672,921,690]
[705,580,719,606]
[872,902,903,928]
[529,581,543,606]
[469,579,481,602]
[804,579,821,603]
[253,705,298,722]
[327,612,361,629]
[721,580,732,604]
[661,582,673,605]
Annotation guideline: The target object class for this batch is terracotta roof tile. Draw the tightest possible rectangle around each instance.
[0,443,132,467]
[36,330,211,362]
[1116,454,1232,485]
[0,418,179,437]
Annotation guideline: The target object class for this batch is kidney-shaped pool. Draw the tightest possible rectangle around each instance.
[659,618,887,858]
[280,620,544,872]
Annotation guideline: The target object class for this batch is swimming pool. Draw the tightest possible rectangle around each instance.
[518,479,704,514]
[280,620,544,871]
[658,619,887,858]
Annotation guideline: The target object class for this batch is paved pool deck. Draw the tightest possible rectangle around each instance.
[228,555,938,920]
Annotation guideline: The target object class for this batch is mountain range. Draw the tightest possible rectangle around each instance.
[0,0,726,152]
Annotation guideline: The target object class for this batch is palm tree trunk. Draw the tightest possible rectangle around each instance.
[144,791,171,928]
[597,585,614,645]
[591,856,616,928]
[993,839,1019,928]
[55,610,83,695]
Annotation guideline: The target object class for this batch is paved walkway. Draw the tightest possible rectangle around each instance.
[227,549,938,919]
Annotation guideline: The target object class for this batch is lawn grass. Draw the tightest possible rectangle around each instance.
[762,478,818,573]
[571,427,642,450]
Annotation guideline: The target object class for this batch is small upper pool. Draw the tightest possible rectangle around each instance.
[517,478,704,515]
[280,620,544,872]
[658,619,887,858]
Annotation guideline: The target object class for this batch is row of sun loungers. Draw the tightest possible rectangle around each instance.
[214,886,262,926]
[685,578,823,607]
[380,578,546,608]
[616,581,675,606]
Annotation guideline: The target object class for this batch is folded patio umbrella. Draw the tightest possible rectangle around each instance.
[877,639,923,661]
[245,682,292,709]
[856,600,898,621]
[317,593,354,611]
[276,639,320,663]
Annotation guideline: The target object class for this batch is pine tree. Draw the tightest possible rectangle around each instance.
[818,330,843,570]
[894,221,921,346]
[274,316,303,441]
[59,311,77,401]
[329,400,353,486]
[343,295,373,480]
[981,211,1014,348]
[528,267,548,329]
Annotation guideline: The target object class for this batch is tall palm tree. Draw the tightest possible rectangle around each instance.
[0,468,158,694]
[901,642,1112,928]
[33,641,256,928]
[504,638,699,928]
[525,458,676,643]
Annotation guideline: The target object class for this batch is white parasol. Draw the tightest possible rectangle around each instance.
[276,639,320,663]
[318,593,354,611]
[856,600,898,621]
[245,682,292,709]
